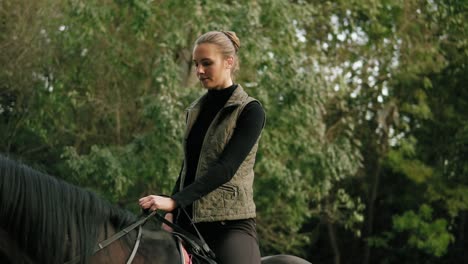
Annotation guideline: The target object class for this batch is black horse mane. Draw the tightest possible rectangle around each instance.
[0,155,138,264]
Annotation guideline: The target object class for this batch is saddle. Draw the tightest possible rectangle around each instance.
[173,231,216,264]
[153,212,217,264]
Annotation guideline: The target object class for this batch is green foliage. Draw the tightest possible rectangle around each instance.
[1,0,467,262]
[63,145,131,201]
[401,89,433,120]
[366,231,394,249]
[392,204,455,257]
[386,137,433,183]
[368,204,455,258]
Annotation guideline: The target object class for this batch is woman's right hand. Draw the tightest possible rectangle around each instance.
[138,195,176,212]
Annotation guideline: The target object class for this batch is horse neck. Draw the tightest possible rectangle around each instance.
[88,222,130,264]
[88,221,181,264]
[0,228,35,264]
[0,155,181,264]
[0,155,137,263]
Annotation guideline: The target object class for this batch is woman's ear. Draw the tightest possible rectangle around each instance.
[225,56,234,69]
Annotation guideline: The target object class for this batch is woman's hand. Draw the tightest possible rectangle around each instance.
[162,213,174,232]
[138,195,176,212]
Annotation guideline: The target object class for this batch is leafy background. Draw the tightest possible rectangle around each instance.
[1,0,467,263]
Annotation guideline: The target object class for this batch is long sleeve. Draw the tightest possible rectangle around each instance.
[171,161,184,195]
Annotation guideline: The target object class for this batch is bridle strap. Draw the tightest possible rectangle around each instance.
[126,225,143,264]
[154,210,216,259]
[65,210,156,264]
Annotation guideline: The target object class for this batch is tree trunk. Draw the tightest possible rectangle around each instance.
[327,217,340,264]
[363,157,382,264]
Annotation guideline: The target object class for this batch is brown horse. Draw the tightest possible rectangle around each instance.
[0,154,180,264]
[0,155,311,264]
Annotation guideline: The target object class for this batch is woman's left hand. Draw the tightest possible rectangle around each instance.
[138,195,176,212]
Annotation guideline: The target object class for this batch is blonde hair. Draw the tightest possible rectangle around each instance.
[194,31,241,76]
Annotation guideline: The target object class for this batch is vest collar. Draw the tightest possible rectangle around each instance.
[186,84,248,112]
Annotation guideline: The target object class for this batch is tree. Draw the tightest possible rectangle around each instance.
[1,0,466,262]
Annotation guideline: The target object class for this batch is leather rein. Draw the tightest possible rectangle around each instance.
[65,210,156,264]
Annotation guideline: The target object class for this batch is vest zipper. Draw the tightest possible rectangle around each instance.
[191,108,225,221]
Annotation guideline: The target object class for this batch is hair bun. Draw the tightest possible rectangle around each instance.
[221,31,241,52]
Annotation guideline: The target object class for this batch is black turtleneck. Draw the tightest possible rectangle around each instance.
[171,84,265,209]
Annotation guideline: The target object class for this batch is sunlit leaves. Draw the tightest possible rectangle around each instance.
[392,204,454,257]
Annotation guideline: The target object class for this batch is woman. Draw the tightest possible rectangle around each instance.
[139,30,265,264]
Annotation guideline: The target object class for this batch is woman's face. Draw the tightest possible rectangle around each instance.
[193,43,233,89]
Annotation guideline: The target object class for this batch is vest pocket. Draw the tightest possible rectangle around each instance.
[219,184,238,200]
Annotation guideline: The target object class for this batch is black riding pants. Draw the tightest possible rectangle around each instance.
[181,218,261,264]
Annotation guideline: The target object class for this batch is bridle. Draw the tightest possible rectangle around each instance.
[65,210,156,264]
[65,208,216,264]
